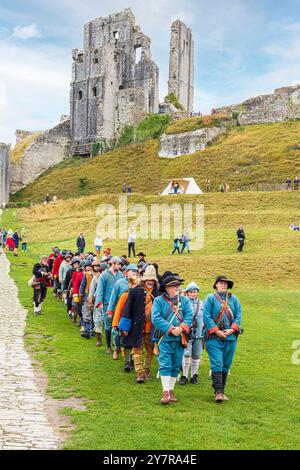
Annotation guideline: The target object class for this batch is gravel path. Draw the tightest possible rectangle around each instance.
[0,221,59,449]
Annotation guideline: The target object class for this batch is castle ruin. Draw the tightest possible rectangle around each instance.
[70,8,160,155]
[0,144,10,207]
[168,20,194,113]
[70,8,194,155]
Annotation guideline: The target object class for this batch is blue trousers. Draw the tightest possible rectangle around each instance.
[158,340,184,378]
[184,338,203,360]
[205,338,237,373]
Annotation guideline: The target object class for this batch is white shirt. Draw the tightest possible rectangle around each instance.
[94,236,103,246]
[128,232,136,243]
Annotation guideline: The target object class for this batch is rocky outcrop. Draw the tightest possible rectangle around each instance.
[10,119,70,194]
[158,126,227,158]
[0,143,10,206]
[216,85,300,125]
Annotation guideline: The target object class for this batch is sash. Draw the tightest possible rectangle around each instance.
[163,294,183,324]
[214,293,234,326]
[192,301,200,330]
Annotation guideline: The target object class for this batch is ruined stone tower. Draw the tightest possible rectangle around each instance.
[168,20,194,113]
[70,8,159,155]
[0,143,10,207]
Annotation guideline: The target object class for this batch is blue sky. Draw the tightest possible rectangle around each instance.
[1,0,300,145]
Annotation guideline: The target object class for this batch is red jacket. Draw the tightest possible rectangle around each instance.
[52,254,63,278]
[72,271,84,295]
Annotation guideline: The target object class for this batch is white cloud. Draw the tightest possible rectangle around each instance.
[12,23,41,40]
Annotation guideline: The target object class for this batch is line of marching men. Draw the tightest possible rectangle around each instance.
[31,247,242,405]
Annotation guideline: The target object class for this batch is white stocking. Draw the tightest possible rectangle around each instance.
[182,356,191,378]
[191,359,200,377]
[169,377,177,390]
[161,376,171,392]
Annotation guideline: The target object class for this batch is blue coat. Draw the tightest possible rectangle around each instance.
[152,294,193,342]
[107,278,129,312]
[95,269,124,312]
[187,297,204,339]
[203,292,242,341]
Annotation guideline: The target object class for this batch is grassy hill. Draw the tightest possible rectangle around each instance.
[11,121,300,202]
[1,190,300,449]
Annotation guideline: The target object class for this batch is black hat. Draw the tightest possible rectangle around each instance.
[137,252,146,257]
[159,272,184,293]
[213,275,234,290]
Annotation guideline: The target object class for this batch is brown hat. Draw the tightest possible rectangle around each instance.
[213,275,234,290]
[142,265,158,282]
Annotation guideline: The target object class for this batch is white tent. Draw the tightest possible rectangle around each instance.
[160,178,203,196]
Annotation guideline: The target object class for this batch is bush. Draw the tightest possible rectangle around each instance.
[116,126,135,147]
[136,114,171,141]
[165,93,185,111]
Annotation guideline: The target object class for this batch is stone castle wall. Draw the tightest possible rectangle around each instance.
[216,85,300,125]
[0,144,10,206]
[10,119,70,194]
[159,126,227,158]
[168,20,194,113]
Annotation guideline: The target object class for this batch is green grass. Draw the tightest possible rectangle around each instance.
[165,113,233,134]
[2,190,300,449]
[12,121,300,203]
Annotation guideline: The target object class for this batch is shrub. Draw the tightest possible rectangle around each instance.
[165,93,185,111]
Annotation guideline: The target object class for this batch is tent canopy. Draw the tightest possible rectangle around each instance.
[161,178,203,195]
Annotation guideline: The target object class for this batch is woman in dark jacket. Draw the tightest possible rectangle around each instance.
[32,256,52,315]
[119,265,160,383]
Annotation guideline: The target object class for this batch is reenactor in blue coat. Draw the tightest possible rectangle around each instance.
[152,272,193,405]
[203,275,242,403]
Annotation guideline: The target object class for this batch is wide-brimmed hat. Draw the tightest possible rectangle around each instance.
[213,275,234,290]
[137,252,146,257]
[159,271,184,293]
[104,247,112,254]
[142,265,158,282]
[71,257,80,266]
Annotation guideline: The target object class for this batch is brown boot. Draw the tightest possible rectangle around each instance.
[161,391,170,405]
[136,374,145,384]
[169,390,178,403]
[96,333,102,347]
[215,392,224,403]
[144,371,151,381]
[113,349,119,360]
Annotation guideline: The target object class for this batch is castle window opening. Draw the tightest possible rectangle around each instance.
[93,58,99,64]
[92,87,97,97]
[135,46,142,64]
[113,31,119,40]
[77,90,83,100]
[129,94,135,102]
[78,54,84,63]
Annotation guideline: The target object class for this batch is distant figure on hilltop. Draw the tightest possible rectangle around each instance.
[294,176,299,190]
[76,233,86,254]
[121,183,126,194]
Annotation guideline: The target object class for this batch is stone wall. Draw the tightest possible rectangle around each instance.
[159,126,227,158]
[0,144,10,206]
[168,20,194,113]
[216,85,300,125]
[70,8,159,155]
[10,119,70,194]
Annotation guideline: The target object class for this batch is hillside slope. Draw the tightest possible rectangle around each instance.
[12,121,300,202]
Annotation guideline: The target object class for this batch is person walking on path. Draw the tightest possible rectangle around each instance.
[128,229,136,258]
[151,272,193,405]
[106,263,138,360]
[203,275,242,403]
[12,230,21,256]
[119,265,160,383]
[179,282,204,386]
[237,224,245,252]
[52,248,63,298]
[95,257,123,353]
[76,233,86,254]
[79,259,94,338]
[32,256,52,315]
[88,261,109,347]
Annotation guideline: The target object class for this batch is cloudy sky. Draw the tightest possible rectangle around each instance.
[1,0,300,145]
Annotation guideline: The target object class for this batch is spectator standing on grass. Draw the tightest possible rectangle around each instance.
[0,229,4,255]
[128,228,136,258]
[180,232,191,254]
[225,183,230,193]
[94,234,103,258]
[237,224,245,252]
[76,233,86,254]
[122,183,126,194]
[286,178,292,190]
[172,237,181,255]
[294,176,299,190]
[12,229,20,256]
[220,182,225,193]
[127,185,132,194]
